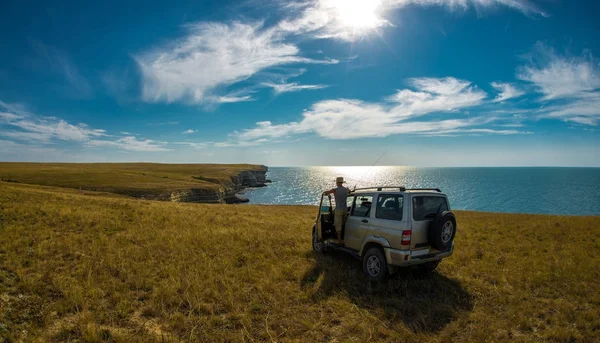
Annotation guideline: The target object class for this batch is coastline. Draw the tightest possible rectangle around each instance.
[0,162,270,204]
[169,166,270,203]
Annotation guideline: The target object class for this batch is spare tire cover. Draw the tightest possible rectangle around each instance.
[428,211,456,251]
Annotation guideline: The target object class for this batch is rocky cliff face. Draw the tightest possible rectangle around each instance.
[169,166,269,204]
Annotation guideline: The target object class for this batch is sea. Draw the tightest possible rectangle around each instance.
[244,167,600,216]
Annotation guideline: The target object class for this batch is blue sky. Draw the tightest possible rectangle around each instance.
[0,0,599,166]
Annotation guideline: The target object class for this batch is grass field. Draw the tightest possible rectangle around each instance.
[1,180,599,342]
[0,163,265,199]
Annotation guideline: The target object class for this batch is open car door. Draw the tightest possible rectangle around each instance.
[316,193,335,241]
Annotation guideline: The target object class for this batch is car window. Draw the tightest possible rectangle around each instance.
[351,195,373,217]
[412,196,448,221]
[346,195,355,210]
[376,194,403,221]
[320,194,332,214]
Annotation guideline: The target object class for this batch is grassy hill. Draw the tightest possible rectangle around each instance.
[0,163,266,200]
[1,181,599,342]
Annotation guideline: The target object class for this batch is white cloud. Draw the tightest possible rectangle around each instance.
[136,21,337,104]
[262,82,328,94]
[173,141,212,149]
[0,112,24,121]
[147,121,179,126]
[407,77,472,95]
[210,95,255,103]
[237,120,304,141]
[389,0,547,16]
[277,0,546,43]
[386,77,487,118]
[213,138,271,148]
[0,139,63,159]
[278,0,392,41]
[231,77,515,143]
[490,82,525,102]
[537,95,600,126]
[260,67,328,94]
[86,136,170,152]
[518,43,600,125]
[182,129,197,134]
[430,128,530,135]
[0,107,107,143]
[518,43,600,100]
[0,131,54,142]
[0,101,32,117]
[131,0,547,106]
[0,101,171,152]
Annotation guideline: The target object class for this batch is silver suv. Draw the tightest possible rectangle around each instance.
[312,186,456,281]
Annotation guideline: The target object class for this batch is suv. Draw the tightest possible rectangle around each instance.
[312,186,456,281]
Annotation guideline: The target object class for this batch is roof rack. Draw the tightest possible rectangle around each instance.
[352,186,441,192]
[406,188,441,192]
[352,186,407,192]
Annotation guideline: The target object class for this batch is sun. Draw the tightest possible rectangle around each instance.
[329,0,384,31]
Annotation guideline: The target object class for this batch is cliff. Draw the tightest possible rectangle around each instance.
[0,163,269,204]
[169,166,269,204]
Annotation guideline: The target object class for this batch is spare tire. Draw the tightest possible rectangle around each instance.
[428,211,456,251]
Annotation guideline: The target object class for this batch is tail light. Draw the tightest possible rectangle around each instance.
[401,230,411,245]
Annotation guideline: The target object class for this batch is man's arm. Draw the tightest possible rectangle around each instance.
[323,189,336,195]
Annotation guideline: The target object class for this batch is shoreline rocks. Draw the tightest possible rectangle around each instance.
[170,165,268,204]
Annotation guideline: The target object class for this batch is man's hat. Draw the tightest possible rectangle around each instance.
[336,176,346,183]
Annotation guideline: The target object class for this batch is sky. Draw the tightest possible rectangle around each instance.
[0,0,599,166]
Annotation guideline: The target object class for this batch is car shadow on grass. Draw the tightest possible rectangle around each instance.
[301,250,474,333]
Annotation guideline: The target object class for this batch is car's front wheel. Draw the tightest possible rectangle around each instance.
[362,247,388,282]
[312,227,324,253]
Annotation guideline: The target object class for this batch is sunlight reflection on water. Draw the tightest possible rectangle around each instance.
[244,166,600,215]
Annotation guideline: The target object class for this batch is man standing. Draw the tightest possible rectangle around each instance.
[323,177,351,243]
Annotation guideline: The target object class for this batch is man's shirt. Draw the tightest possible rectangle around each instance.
[334,186,350,211]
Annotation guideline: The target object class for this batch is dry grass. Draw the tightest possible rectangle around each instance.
[1,181,599,342]
[0,163,265,198]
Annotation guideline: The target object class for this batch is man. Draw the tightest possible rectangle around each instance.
[323,176,351,243]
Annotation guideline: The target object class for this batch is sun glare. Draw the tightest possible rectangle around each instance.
[330,0,384,31]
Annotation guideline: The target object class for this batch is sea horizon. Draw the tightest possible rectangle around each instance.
[266,165,600,168]
[245,166,600,216]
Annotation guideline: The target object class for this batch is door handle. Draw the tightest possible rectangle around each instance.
[362,219,369,223]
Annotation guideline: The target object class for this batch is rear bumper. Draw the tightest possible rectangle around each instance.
[384,243,454,267]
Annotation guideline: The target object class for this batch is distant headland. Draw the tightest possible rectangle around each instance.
[0,162,270,204]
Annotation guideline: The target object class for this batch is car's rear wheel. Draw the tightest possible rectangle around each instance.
[312,227,324,253]
[362,247,388,282]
